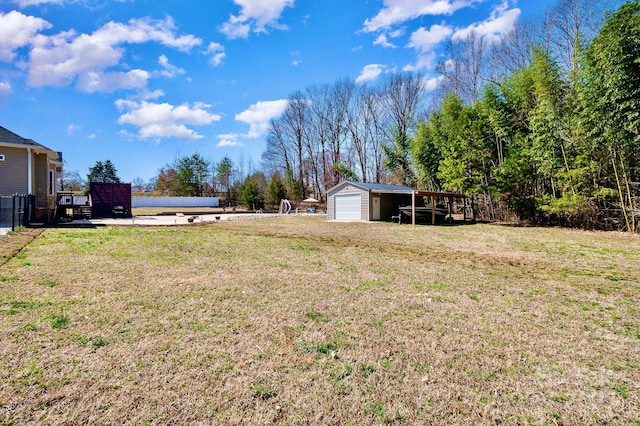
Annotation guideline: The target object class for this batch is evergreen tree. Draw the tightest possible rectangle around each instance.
[175,153,210,196]
[580,1,640,232]
[87,160,121,183]
[265,173,287,206]
[382,128,416,187]
[240,174,265,210]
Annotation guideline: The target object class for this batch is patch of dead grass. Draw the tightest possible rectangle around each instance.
[0,218,638,424]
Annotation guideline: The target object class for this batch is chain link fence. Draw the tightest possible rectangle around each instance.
[0,195,34,236]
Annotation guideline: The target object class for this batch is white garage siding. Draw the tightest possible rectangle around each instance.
[334,193,362,220]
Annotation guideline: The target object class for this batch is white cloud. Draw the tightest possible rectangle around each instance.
[219,16,251,39]
[77,69,149,92]
[363,0,482,32]
[0,11,51,62]
[424,76,443,91]
[92,17,200,52]
[408,23,453,53]
[205,42,226,67]
[217,134,243,147]
[219,0,295,39]
[115,98,221,141]
[26,17,201,92]
[0,80,12,104]
[356,64,386,84]
[66,123,80,134]
[142,89,165,100]
[453,1,520,43]
[157,55,186,78]
[403,51,437,72]
[235,99,288,137]
[373,34,396,48]
[13,0,64,6]
[290,51,303,66]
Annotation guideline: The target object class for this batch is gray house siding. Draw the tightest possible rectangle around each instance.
[0,146,28,195]
[34,153,51,208]
[1,126,62,221]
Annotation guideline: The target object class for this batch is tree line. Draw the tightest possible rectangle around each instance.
[412,0,639,232]
[63,0,638,231]
[262,0,639,232]
[63,154,294,211]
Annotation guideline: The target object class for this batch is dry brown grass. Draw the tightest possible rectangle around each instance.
[0,228,43,267]
[1,217,639,425]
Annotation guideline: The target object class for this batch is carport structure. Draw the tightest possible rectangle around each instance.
[326,181,470,225]
[402,189,470,225]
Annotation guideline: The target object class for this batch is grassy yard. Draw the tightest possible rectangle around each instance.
[1,217,639,425]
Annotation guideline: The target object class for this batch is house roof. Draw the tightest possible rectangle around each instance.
[0,125,60,160]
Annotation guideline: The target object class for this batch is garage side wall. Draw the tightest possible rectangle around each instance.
[327,192,335,220]
[361,190,370,220]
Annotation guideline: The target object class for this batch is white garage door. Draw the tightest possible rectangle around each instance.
[334,193,362,220]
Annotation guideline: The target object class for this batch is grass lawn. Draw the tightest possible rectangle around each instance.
[1,217,639,425]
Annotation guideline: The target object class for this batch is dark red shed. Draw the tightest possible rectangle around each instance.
[89,182,132,218]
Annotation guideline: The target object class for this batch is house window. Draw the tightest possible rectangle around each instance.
[0,154,5,161]
[48,170,54,196]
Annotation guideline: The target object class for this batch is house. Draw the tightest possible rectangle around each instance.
[326,181,469,224]
[0,126,63,221]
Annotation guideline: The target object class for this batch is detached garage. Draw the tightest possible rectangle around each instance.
[327,181,417,221]
[326,181,470,224]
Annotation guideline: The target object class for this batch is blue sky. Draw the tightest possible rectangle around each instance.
[0,0,557,184]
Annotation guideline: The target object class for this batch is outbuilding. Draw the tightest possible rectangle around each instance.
[326,181,470,224]
[90,182,132,218]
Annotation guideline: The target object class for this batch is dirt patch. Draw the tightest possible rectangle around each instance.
[0,228,43,266]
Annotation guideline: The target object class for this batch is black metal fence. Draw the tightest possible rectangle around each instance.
[0,194,34,233]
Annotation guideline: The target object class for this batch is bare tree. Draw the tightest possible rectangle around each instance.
[488,18,539,82]
[544,0,620,76]
[381,72,424,139]
[338,82,386,183]
[306,83,339,194]
[334,79,367,181]
[59,168,86,192]
[436,30,487,105]
[380,72,424,186]
[281,91,309,197]
[361,88,387,183]
[262,118,293,177]
[132,177,145,193]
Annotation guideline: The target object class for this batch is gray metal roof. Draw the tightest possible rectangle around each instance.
[327,180,417,195]
[327,180,466,198]
[349,182,416,192]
